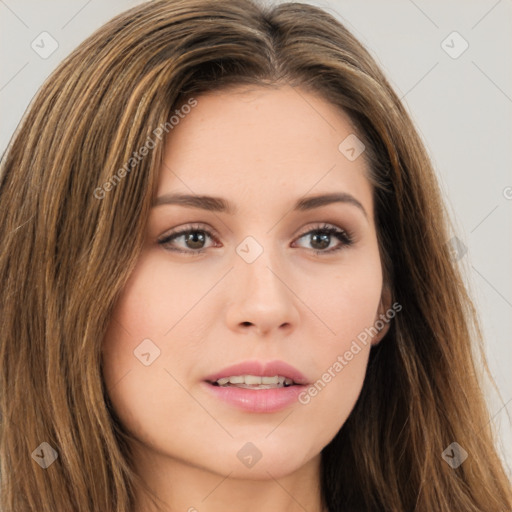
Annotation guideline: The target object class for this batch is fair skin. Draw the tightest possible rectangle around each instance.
[102,84,391,512]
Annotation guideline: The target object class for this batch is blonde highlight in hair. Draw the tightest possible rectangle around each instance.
[1,1,511,510]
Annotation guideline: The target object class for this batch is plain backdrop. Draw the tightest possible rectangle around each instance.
[1,0,511,476]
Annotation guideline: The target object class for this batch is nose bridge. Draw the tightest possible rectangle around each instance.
[237,233,286,299]
[227,231,298,334]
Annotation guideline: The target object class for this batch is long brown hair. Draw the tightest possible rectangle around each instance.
[1,1,510,510]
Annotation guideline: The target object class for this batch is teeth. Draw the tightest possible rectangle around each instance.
[214,375,295,388]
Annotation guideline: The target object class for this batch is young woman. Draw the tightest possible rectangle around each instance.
[1,1,510,511]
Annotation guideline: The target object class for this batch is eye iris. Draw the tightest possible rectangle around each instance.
[185,231,206,249]
[311,232,330,250]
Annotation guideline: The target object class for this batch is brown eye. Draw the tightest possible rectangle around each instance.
[293,223,354,255]
[158,224,218,255]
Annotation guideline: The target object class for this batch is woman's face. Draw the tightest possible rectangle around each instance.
[102,84,391,482]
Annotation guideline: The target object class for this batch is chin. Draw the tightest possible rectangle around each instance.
[204,437,322,480]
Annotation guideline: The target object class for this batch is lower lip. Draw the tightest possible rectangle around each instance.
[202,382,307,413]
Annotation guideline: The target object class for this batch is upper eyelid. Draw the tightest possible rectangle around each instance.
[159,223,220,241]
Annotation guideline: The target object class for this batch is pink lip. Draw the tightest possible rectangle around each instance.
[202,360,309,414]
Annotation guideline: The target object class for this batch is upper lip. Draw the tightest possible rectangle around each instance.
[204,360,309,386]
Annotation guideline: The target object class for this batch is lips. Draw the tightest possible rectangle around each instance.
[203,360,309,387]
[202,360,309,413]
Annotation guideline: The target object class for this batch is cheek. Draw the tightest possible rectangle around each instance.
[101,256,165,409]
[105,251,217,342]
[100,268,183,447]
[304,247,384,347]
[100,250,212,440]
[101,251,192,359]
[300,341,371,427]
[295,250,382,419]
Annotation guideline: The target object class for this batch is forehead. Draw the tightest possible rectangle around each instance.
[156,84,373,221]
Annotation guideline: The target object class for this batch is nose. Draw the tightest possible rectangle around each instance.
[224,244,300,337]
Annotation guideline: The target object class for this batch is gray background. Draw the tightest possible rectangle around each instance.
[1,0,511,476]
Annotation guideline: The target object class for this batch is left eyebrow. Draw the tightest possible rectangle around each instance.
[152,192,368,220]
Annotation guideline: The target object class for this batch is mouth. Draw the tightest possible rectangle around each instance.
[203,359,309,388]
[202,360,309,413]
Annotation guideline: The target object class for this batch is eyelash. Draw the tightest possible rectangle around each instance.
[157,222,354,256]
